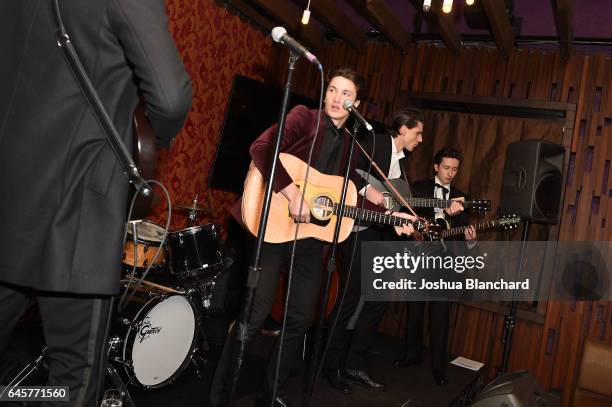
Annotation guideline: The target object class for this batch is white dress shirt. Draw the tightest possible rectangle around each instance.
[434,175,450,220]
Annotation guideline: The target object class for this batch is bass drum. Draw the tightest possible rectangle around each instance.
[113,287,198,388]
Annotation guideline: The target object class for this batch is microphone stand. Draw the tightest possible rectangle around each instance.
[499,219,530,373]
[227,51,300,404]
[50,0,151,197]
[304,121,360,405]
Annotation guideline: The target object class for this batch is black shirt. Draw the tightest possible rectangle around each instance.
[315,115,344,176]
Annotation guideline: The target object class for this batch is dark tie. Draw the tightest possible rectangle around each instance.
[435,183,449,198]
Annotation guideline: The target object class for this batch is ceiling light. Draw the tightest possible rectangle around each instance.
[301,0,311,24]
[466,0,475,5]
[423,0,432,12]
[442,0,453,13]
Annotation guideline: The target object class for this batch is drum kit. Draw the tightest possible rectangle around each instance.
[105,200,227,405]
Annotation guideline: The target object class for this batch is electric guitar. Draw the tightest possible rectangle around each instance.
[425,215,521,241]
[241,154,431,243]
[356,169,491,213]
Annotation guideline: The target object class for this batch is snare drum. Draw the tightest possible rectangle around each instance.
[167,224,224,280]
[112,284,198,388]
[122,220,166,272]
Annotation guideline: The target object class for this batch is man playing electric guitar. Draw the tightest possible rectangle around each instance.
[394,147,477,386]
[323,109,425,395]
[209,68,416,407]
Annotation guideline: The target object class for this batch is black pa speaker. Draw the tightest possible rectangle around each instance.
[500,139,565,224]
[471,370,556,406]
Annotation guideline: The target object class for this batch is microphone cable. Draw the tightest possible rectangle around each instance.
[270,63,324,405]
[118,179,172,312]
[307,124,377,406]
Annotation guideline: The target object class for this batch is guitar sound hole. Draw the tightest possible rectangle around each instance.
[312,196,334,220]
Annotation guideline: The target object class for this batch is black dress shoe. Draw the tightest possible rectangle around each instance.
[392,355,422,367]
[344,368,386,391]
[433,369,448,386]
[324,368,352,395]
[254,394,293,407]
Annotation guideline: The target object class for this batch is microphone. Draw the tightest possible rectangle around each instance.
[342,99,373,131]
[271,27,321,67]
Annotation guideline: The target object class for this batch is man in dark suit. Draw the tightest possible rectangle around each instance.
[323,109,424,395]
[210,68,416,407]
[0,1,191,405]
[394,147,476,386]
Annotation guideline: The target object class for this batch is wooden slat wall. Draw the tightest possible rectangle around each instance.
[268,41,611,405]
[266,40,406,122]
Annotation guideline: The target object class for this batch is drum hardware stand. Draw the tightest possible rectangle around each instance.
[175,193,215,228]
[106,364,136,407]
[105,335,137,407]
[187,205,199,228]
[188,346,208,380]
[0,347,48,401]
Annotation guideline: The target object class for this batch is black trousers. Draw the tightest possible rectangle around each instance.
[403,301,450,373]
[0,282,111,407]
[324,227,389,371]
[209,238,323,405]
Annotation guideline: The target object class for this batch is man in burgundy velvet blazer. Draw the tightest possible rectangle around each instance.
[230,103,366,224]
[212,68,415,407]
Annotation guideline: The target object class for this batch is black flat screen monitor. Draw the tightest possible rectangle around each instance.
[208,75,318,194]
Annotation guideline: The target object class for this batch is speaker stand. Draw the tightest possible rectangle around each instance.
[499,220,530,374]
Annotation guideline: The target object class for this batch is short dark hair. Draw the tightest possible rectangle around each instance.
[433,147,463,165]
[326,67,366,101]
[389,108,423,138]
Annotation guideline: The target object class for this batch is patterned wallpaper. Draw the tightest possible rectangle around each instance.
[150,0,271,232]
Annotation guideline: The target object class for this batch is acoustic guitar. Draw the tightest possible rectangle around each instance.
[241,154,430,243]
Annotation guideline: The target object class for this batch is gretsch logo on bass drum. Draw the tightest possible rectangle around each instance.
[138,317,162,343]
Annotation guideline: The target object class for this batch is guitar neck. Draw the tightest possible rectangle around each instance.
[404,198,478,208]
[333,203,411,227]
[441,219,501,238]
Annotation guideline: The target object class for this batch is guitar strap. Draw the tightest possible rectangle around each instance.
[399,156,412,196]
[344,128,418,218]
[49,0,151,196]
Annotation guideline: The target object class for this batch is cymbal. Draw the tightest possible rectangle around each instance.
[174,202,211,213]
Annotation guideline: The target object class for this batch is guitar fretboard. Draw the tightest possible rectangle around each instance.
[332,203,426,229]
[403,198,479,208]
[441,219,500,238]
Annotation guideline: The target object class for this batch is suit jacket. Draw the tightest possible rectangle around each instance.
[411,179,469,231]
[0,0,192,294]
[231,105,371,224]
[355,132,411,194]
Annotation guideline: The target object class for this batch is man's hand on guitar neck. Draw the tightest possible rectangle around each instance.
[389,211,416,237]
[364,185,385,207]
[281,183,311,223]
[464,225,477,242]
[444,197,465,216]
